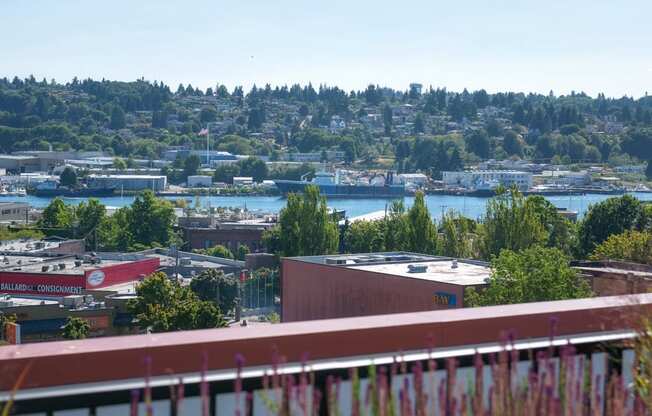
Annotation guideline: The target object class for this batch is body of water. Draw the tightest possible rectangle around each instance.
[2,192,652,221]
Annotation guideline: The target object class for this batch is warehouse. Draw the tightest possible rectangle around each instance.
[87,174,167,191]
[281,252,490,322]
[0,254,159,297]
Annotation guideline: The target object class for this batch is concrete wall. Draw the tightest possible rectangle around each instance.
[281,259,466,322]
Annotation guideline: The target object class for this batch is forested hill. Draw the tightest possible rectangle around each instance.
[0,75,651,177]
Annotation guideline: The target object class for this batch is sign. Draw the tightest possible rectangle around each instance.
[0,282,83,295]
[86,270,106,287]
[433,292,457,307]
[5,322,20,344]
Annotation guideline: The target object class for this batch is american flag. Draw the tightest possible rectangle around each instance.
[198,128,209,136]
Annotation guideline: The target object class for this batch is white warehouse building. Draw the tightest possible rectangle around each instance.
[87,174,167,192]
[442,170,533,191]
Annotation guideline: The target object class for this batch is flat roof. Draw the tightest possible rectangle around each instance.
[0,238,78,254]
[0,296,58,307]
[286,252,490,286]
[348,259,491,286]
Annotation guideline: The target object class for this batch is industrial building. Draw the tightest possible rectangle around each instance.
[181,217,276,253]
[442,170,533,191]
[0,253,159,297]
[87,174,167,191]
[281,252,490,322]
[186,175,212,187]
[0,238,85,255]
[0,202,29,223]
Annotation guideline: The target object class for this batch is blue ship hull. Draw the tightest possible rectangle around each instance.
[274,180,406,198]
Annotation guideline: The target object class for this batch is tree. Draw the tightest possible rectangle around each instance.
[125,190,177,249]
[39,198,74,236]
[236,244,250,260]
[407,192,438,254]
[344,220,385,253]
[479,187,547,260]
[383,200,410,251]
[76,198,106,250]
[206,244,234,259]
[441,211,475,258]
[110,105,126,129]
[200,107,217,123]
[465,129,491,159]
[590,230,652,265]
[59,167,78,188]
[503,130,524,157]
[276,185,339,256]
[413,112,426,134]
[465,246,592,307]
[237,157,268,182]
[578,195,644,256]
[113,157,127,171]
[61,317,90,340]
[190,269,239,314]
[214,163,241,184]
[128,272,226,333]
[182,155,201,180]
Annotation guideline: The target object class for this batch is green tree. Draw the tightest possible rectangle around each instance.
[407,192,438,254]
[441,211,475,258]
[38,198,74,237]
[479,187,547,260]
[277,185,339,256]
[590,230,652,265]
[344,220,385,253]
[59,167,78,188]
[578,195,644,256]
[182,154,201,180]
[465,246,592,307]
[125,190,178,249]
[128,272,226,332]
[110,105,126,129]
[206,244,234,259]
[61,316,90,340]
[190,269,239,314]
[237,157,268,182]
[383,200,410,251]
[76,198,106,250]
[113,157,127,171]
[213,163,241,184]
[236,244,250,260]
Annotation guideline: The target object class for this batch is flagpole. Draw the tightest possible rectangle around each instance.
[206,123,210,166]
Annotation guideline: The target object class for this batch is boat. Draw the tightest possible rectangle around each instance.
[0,185,27,197]
[31,180,116,197]
[274,170,406,198]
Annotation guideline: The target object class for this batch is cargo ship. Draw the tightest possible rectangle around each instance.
[274,170,406,198]
[31,180,116,197]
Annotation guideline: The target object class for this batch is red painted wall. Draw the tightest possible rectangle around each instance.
[281,259,466,322]
[84,258,160,289]
[0,258,160,296]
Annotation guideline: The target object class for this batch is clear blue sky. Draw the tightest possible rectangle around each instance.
[3,0,650,98]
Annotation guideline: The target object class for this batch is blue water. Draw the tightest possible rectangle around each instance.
[2,192,652,221]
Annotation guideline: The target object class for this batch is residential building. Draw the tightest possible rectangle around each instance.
[281,252,490,322]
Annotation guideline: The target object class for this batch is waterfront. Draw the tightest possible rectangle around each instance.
[2,192,652,220]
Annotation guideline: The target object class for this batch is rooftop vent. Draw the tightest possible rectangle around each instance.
[325,257,347,265]
[180,257,192,266]
[74,260,83,267]
[407,264,428,273]
[452,259,458,269]
[41,265,49,272]
[58,263,66,270]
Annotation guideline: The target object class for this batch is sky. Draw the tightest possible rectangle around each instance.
[2,0,651,98]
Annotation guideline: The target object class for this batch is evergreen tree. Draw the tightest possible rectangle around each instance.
[407,192,438,254]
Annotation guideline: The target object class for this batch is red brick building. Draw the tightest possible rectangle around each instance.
[182,220,275,253]
[281,252,490,322]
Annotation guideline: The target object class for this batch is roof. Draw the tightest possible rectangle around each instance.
[348,259,491,286]
[88,174,166,180]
